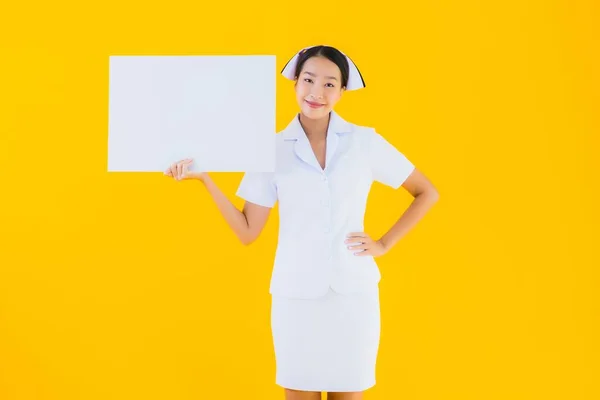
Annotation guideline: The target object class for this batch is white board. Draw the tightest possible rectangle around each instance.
[107,55,276,173]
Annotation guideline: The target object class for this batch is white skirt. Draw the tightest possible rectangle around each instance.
[270,286,381,392]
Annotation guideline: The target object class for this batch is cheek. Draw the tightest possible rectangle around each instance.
[295,91,305,104]
[296,88,310,103]
[327,92,341,104]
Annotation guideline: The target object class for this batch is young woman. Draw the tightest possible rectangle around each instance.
[165,45,439,400]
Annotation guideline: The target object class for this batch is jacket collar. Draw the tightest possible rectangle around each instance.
[282,110,352,172]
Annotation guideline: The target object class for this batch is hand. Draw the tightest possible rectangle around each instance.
[164,158,207,181]
[344,232,388,257]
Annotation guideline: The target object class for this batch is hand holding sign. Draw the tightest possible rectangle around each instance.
[163,158,207,181]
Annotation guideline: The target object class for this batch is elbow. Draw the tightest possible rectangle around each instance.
[239,232,258,246]
[430,189,440,202]
[416,188,439,203]
[239,236,252,246]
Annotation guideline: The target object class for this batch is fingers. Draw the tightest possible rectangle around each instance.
[347,243,368,250]
[181,163,188,179]
[345,233,371,245]
[346,238,368,248]
[178,160,186,179]
[344,232,373,256]
[180,159,194,179]
[348,241,369,254]
[346,232,367,237]
[164,159,193,180]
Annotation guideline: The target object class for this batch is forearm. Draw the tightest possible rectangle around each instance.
[199,174,251,244]
[378,191,439,252]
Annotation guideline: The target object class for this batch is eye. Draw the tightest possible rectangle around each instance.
[326,83,335,88]
[304,78,313,83]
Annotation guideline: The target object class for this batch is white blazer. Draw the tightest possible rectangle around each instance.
[236,110,415,299]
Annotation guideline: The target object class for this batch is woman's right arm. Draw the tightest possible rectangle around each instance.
[200,174,272,246]
[165,158,271,246]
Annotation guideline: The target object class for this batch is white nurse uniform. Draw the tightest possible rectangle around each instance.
[236,110,414,392]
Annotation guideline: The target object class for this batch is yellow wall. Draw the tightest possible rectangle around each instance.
[1,1,598,399]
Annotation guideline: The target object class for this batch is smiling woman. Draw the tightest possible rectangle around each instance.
[164,44,439,400]
[251,45,437,400]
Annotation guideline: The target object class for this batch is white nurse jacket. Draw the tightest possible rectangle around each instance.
[236,110,415,299]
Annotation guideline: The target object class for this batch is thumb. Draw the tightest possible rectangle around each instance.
[182,162,198,178]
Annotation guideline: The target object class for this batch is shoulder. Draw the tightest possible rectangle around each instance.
[343,120,381,148]
[345,121,410,164]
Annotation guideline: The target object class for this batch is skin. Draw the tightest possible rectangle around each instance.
[164,55,439,399]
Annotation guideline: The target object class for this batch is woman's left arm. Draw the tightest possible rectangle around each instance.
[377,168,439,253]
[346,168,439,257]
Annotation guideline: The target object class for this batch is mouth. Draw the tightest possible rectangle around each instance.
[305,100,325,109]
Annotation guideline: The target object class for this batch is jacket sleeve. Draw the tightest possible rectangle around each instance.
[235,171,278,208]
[367,128,415,189]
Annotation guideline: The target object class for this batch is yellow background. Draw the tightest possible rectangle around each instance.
[1,1,598,399]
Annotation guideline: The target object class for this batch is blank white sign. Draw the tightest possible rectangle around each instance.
[107,55,276,172]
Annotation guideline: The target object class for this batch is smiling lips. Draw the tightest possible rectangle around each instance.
[305,100,325,108]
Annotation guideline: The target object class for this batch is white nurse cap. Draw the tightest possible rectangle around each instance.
[280,45,366,91]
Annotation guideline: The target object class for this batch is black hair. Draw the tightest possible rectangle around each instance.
[286,45,364,89]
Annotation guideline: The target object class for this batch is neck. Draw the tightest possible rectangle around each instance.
[298,112,330,141]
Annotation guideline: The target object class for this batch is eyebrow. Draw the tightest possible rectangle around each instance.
[303,71,338,81]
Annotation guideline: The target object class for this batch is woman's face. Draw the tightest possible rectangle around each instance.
[294,56,345,120]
